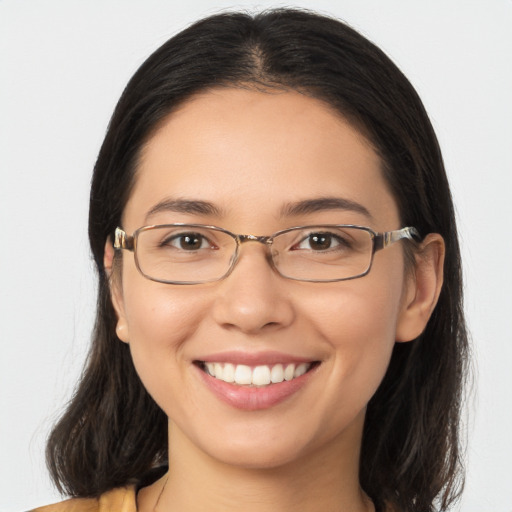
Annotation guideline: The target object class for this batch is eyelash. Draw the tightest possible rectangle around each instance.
[161,232,215,250]
[292,232,352,252]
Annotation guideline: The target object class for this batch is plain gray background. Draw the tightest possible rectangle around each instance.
[1,1,511,510]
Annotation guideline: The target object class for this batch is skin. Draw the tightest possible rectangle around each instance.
[105,88,444,512]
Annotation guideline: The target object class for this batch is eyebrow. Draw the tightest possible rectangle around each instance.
[145,198,223,222]
[144,196,373,224]
[280,197,373,220]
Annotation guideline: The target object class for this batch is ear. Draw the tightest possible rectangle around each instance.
[104,238,130,344]
[395,233,445,342]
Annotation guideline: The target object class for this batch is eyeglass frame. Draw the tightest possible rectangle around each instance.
[113,224,420,285]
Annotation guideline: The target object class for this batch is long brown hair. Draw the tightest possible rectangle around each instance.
[46,9,469,511]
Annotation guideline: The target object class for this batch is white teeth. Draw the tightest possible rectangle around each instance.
[234,364,252,385]
[223,363,235,383]
[252,365,271,386]
[205,362,215,376]
[270,364,284,383]
[214,362,223,379]
[284,364,295,381]
[294,363,308,378]
[203,362,313,386]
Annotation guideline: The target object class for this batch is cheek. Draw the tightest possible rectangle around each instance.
[302,267,404,394]
[293,286,401,444]
[119,271,210,399]
[121,259,207,339]
[304,272,402,345]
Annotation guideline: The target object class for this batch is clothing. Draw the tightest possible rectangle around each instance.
[29,486,137,512]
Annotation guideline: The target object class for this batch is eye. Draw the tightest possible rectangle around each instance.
[163,232,213,251]
[293,232,350,251]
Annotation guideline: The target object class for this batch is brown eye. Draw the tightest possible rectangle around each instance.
[179,234,203,250]
[291,231,352,252]
[162,233,210,251]
[308,233,332,250]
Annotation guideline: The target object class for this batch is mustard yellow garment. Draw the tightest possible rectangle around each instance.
[29,486,137,512]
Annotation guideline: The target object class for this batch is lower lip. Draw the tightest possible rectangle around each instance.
[195,365,317,411]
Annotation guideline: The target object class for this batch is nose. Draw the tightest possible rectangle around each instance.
[211,243,295,335]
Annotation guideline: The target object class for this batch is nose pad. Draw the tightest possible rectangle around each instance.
[268,248,281,272]
[229,249,240,267]
[224,238,276,279]
[221,249,241,280]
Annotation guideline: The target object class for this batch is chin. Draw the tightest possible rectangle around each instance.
[206,439,310,470]
[186,412,359,472]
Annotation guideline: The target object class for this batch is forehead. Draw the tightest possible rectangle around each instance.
[124,88,399,231]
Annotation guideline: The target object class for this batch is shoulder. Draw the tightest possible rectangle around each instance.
[29,485,137,512]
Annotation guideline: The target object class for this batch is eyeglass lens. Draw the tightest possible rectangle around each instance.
[134,225,374,284]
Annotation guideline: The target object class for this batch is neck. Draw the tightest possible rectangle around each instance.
[146,411,372,512]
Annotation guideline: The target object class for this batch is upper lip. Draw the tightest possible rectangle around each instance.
[195,350,318,366]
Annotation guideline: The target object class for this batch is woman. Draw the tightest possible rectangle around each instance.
[33,8,468,512]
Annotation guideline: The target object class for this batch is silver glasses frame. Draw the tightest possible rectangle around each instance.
[113,224,420,285]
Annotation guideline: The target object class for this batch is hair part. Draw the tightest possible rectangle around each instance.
[46,9,469,511]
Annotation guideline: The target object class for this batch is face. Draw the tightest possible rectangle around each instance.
[111,88,417,469]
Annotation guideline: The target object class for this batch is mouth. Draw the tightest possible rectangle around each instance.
[195,360,320,387]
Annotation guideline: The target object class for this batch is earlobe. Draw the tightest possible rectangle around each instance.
[115,320,130,343]
[104,238,130,344]
[395,233,445,342]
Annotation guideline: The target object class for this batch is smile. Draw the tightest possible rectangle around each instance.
[194,353,321,410]
[199,361,316,387]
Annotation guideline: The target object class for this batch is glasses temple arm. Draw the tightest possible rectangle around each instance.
[373,226,420,252]
[114,227,135,251]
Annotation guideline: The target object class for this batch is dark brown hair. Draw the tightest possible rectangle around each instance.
[46,9,469,511]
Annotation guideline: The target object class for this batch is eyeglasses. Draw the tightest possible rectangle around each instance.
[113,224,419,285]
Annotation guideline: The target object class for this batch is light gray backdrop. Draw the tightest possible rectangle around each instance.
[1,1,511,510]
